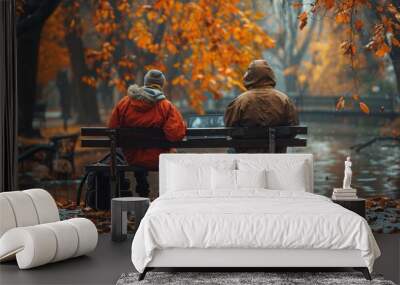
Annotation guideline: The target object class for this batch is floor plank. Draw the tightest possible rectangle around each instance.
[0,234,133,285]
[1,233,398,285]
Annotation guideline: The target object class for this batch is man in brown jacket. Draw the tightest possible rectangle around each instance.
[224,59,299,153]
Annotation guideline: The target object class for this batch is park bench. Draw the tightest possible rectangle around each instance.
[18,133,79,177]
[80,126,307,202]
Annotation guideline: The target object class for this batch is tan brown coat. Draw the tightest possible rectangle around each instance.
[224,60,299,152]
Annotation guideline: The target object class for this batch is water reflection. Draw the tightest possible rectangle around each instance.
[188,113,400,199]
[292,114,400,199]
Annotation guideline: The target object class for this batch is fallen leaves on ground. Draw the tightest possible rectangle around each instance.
[57,198,136,234]
[366,196,400,234]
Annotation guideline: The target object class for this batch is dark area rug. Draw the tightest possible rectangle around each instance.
[116,272,395,285]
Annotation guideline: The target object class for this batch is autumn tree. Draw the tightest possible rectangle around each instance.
[79,0,275,114]
[258,0,321,93]
[298,0,400,113]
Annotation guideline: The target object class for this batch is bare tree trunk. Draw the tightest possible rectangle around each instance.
[17,0,61,136]
[65,32,101,124]
[391,52,400,96]
[56,70,72,130]
[284,73,299,94]
[17,26,41,136]
[267,0,316,94]
[390,29,400,97]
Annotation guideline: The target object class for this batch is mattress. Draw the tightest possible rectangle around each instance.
[131,190,380,273]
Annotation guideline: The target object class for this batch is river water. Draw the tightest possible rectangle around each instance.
[292,114,400,199]
[187,113,400,199]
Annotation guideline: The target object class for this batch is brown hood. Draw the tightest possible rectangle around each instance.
[243,59,276,90]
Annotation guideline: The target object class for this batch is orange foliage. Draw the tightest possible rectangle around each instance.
[94,0,117,36]
[297,0,400,113]
[37,6,70,87]
[86,0,274,113]
[307,0,400,59]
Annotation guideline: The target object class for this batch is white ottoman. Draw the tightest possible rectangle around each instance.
[0,189,98,269]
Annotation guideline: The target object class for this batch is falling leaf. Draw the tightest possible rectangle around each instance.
[336,12,350,24]
[359,102,370,114]
[340,40,356,55]
[298,12,308,30]
[336,96,345,111]
[375,43,390,57]
[311,3,318,13]
[292,2,303,9]
[322,0,335,9]
[392,37,400,47]
[355,19,364,31]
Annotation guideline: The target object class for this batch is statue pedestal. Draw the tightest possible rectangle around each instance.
[332,188,358,200]
[334,188,357,192]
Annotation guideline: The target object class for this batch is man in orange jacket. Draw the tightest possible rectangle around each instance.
[108,69,187,197]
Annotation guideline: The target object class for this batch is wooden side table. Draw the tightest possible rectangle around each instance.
[332,198,366,218]
[111,197,150,242]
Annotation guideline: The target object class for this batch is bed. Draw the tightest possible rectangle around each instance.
[131,154,380,280]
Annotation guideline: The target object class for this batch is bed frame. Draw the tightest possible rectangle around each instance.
[140,248,371,280]
[138,154,372,281]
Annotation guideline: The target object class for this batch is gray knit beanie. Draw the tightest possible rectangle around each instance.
[144,69,165,88]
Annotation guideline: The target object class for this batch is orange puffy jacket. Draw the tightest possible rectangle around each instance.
[108,85,187,170]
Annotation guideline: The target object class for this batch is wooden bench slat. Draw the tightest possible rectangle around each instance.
[81,126,307,138]
[81,139,111,148]
[84,164,146,172]
[81,127,110,136]
[186,126,307,137]
[81,138,307,149]
[81,127,165,137]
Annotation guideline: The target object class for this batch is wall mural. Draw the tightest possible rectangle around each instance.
[16,0,400,234]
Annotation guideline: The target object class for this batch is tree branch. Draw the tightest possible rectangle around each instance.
[294,13,317,64]
[17,0,62,36]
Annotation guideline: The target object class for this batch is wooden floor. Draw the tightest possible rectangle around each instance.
[0,234,133,285]
[0,234,398,285]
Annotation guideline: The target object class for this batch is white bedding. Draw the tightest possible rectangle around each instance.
[131,190,380,273]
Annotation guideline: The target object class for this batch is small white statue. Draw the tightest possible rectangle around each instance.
[342,156,352,189]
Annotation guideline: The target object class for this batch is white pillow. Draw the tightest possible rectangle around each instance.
[236,169,267,189]
[211,169,267,191]
[211,168,237,190]
[167,163,211,191]
[238,159,308,191]
[266,162,307,191]
[165,158,236,192]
